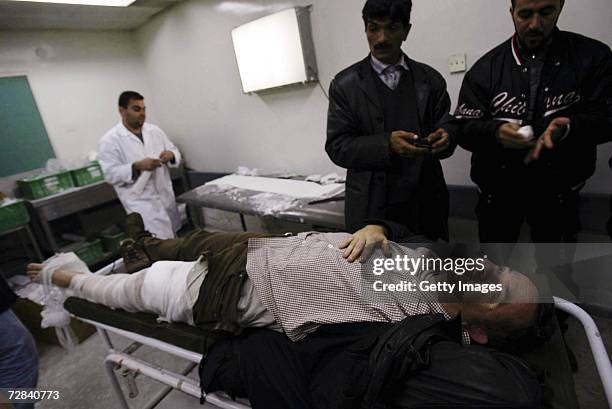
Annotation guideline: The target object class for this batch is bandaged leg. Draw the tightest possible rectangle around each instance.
[68,271,147,313]
[37,255,220,325]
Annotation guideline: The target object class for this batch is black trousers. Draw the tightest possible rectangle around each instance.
[476,186,580,273]
[201,323,390,409]
[201,325,541,409]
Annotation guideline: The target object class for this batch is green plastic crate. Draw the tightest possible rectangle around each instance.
[17,171,74,199]
[100,231,126,254]
[71,162,104,186]
[0,200,30,232]
[73,239,105,266]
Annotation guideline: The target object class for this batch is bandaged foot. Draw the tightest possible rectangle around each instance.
[27,252,92,288]
[28,255,146,313]
[25,253,92,349]
[26,263,82,288]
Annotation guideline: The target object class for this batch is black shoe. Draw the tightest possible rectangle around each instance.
[120,238,152,274]
[125,213,152,241]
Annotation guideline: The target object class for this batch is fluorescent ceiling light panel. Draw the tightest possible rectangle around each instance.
[7,0,135,6]
[232,8,311,93]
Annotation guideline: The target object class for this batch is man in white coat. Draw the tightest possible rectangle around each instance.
[98,91,182,239]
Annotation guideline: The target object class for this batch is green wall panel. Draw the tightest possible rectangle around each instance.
[0,76,55,177]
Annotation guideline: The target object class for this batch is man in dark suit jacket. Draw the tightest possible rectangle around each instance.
[326,0,456,241]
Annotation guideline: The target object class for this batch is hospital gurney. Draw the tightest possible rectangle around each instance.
[64,259,247,409]
[63,259,612,409]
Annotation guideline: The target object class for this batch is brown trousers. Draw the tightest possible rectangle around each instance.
[140,229,272,354]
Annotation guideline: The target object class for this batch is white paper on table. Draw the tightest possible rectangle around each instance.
[206,175,344,200]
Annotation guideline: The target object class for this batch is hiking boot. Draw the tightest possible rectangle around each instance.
[120,238,152,274]
[125,213,152,241]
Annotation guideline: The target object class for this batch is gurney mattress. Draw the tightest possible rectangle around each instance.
[64,297,204,353]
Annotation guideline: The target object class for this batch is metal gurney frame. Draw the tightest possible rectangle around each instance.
[74,258,250,409]
[68,260,612,409]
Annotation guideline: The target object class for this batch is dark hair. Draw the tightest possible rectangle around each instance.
[362,0,412,29]
[118,91,144,108]
[478,303,556,354]
[512,0,565,9]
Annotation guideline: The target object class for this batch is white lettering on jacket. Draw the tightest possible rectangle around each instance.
[458,89,581,120]
[455,103,483,119]
[544,91,581,117]
[491,92,527,117]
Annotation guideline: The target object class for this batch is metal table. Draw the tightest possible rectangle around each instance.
[177,183,345,231]
[25,181,118,252]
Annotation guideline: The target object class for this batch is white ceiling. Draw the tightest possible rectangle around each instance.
[0,0,181,30]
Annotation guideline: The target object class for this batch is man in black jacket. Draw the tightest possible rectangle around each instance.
[326,0,456,241]
[454,0,612,266]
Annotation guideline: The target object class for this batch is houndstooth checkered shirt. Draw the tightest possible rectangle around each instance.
[246,232,468,343]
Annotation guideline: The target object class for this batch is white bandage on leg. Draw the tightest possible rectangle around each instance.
[69,271,147,313]
[141,260,199,324]
[68,259,202,324]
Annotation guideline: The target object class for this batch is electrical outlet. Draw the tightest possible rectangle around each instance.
[448,53,466,73]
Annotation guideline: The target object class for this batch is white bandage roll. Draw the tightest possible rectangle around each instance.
[517,125,534,140]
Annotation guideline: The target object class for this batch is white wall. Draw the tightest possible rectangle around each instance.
[1,0,609,193]
[0,30,151,164]
[136,0,336,176]
[136,0,611,193]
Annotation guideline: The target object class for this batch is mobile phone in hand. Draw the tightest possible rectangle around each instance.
[413,138,432,149]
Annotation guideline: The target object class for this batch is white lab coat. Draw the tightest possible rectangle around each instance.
[98,121,182,239]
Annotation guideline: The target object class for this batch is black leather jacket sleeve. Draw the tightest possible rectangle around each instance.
[325,78,392,171]
[363,218,414,241]
[429,77,459,160]
[565,46,612,146]
[363,219,436,244]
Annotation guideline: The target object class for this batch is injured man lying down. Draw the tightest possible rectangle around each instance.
[27,214,555,409]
